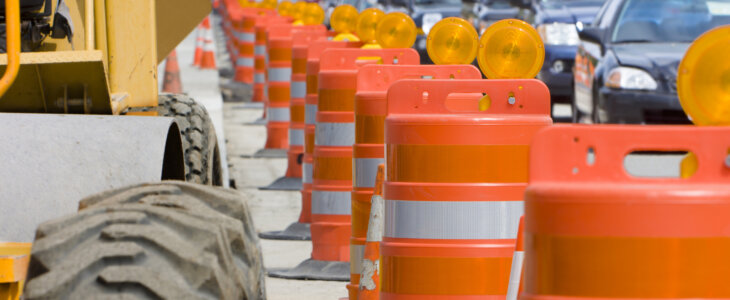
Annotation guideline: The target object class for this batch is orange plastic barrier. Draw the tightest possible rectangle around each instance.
[523,126,730,300]
[232,12,257,81]
[381,79,551,299]
[253,16,288,102]
[348,64,481,300]
[299,41,360,235]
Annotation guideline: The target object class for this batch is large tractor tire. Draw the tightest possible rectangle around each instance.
[143,93,222,185]
[23,182,266,300]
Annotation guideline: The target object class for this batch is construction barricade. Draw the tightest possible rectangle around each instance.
[269,48,418,281]
[260,27,327,191]
[357,164,385,300]
[523,126,730,300]
[348,64,482,300]
[381,79,551,299]
[260,40,361,241]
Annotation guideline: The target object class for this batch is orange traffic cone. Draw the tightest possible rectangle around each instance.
[193,23,204,67]
[357,164,385,300]
[506,216,525,300]
[200,16,217,70]
[162,50,183,94]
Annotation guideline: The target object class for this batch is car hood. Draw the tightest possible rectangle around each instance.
[612,43,689,91]
[539,1,603,24]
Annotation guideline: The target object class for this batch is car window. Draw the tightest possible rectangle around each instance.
[612,0,730,43]
[596,0,622,28]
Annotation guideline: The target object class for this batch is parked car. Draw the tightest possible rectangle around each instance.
[384,0,464,64]
[511,0,606,105]
[473,0,520,34]
[573,0,730,124]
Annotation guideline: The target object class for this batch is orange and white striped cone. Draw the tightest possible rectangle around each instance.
[506,216,525,300]
[356,164,385,300]
[200,16,217,70]
[193,24,204,67]
[162,50,183,94]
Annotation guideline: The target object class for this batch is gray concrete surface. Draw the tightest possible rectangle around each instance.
[223,105,347,300]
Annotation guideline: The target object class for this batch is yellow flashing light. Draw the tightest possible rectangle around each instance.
[375,12,417,49]
[356,8,385,44]
[677,25,730,125]
[477,19,544,79]
[427,17,479,65]
[302,3,325,25]
[331,4,359,33]
[290,1,307,21]
[278,0,293,16]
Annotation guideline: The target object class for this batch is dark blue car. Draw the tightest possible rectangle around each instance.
[511,0,605,105]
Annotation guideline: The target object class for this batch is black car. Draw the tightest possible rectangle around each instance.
[573,0,730,124]
[384,0,463,64]
[511,0,606,105]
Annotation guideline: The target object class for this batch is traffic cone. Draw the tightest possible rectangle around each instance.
[193,24,204,66]
[162,50,183,94]
[506,216,525,300]
[357,164,385,300]
[200,16,217,70]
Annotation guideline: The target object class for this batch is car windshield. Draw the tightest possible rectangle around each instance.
[612,0,730,43]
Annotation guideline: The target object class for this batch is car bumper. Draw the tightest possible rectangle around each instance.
[598,88,691,124]
[537,45,576,103]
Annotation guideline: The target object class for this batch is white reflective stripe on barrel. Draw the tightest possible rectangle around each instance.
[254,73,265,83]
[291,81,307,99]
[269,68,292,82]
[236,57,254,67]
[241,32,255,42]
[384,200,523,239]
[506,250,525,300]
[312,190,351,215]
[354,158,385,188]
[255,45,266,55]
[305,104,317,125]
[350,244,365,274]
[315,122,355,146]
[289,128,304,146]
[303,162,313,184]
[267,107,290,122]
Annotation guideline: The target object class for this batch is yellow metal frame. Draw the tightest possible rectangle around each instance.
[0,243,31,300]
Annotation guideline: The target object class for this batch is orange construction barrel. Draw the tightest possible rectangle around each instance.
[349,64,482,300]
[260,25,326,189]
[523,125,730,300]
[260,40,361,242]
[381,79,552,299]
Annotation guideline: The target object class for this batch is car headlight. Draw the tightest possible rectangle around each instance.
[537,23,579,46]
[606,67,658,90]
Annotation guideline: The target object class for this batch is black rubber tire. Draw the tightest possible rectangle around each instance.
[157,93,222,185]
[23,181,266,300]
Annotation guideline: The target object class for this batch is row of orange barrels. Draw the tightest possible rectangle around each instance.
[215,2,730,300]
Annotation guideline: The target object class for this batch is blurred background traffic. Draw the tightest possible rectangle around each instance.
[316,0,730,124]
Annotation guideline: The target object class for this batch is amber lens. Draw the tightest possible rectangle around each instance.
[427,17,478,65]
[290,1,307,20]
[277,0,292,16]
[302,3,325,25]
[477,19,544,79]
[678,25,730,125]
[375,12,417,49]
[331,4,359,33]
[356,8,385,44]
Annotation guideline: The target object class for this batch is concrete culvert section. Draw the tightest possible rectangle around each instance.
[23,181,266,300]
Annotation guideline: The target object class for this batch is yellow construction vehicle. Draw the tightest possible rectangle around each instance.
[0,0,265,299]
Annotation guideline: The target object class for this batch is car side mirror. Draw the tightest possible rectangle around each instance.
[578,26,604,45]
[509,0,530,9]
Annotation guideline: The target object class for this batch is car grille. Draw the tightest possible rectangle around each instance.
[643,109,691,125]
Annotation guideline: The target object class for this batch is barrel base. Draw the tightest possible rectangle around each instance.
[268,259,350,281]
[246,117,267,126]
[252,148,287,158]
[219,80,252,103]
[259,221,311,240]
[259,176,302,191]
